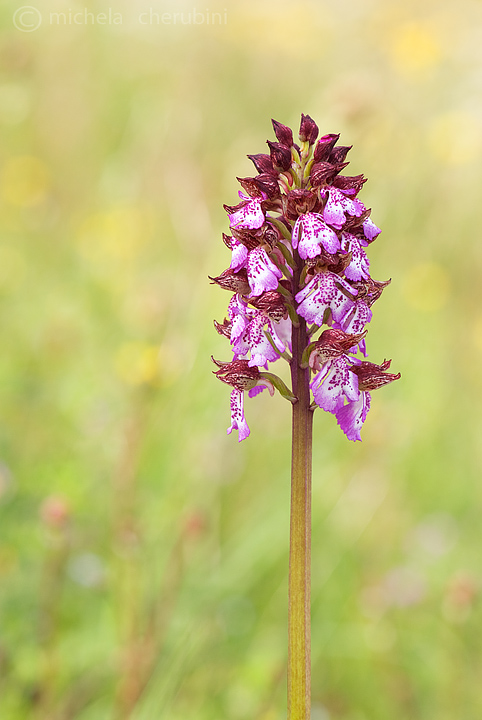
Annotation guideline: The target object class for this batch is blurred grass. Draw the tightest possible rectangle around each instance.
[1,0,482,718]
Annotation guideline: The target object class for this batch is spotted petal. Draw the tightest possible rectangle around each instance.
[230,238,248,270]
[342,232,370,281]
[229,193,265,230]
[322,187,366,229]
[341,300,372,335]
[363,217,381,243]
[292,213,340,258]
[295,272,356,326]
[247,315,282,367]
[227,389,250,442]
[247,247,283,297]
[310,356,359,413]
[335,391,371,442]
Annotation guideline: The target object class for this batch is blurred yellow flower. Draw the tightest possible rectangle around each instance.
[402,262,450,313]
[114,341,161,386]
[77,205,155,267]
[1,155,50,206]
[227,1,329,60]
[390,23,441,75]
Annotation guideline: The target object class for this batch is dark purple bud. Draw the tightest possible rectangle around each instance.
[310,161,349,187]
[350,277,391,306]
[230,225,264,251]
[222,233,233,250]
[249,291,287,321]
[349,360,400,391]
[254,173,281,200]
[283,188,317,220]
[237,176,263,198]
[248,153,276,175]
[325,250,353,276]
[313,133,340,162]
[263,221,282,247]
[267,141,292,171]
[271,119,294,147]
[333,174,366,195]
[299,114,319,144]
[329,146,352,164]
[212,357,260,392]
[309,328,367,370]
[209,268,250,295]
[213,318,232,339]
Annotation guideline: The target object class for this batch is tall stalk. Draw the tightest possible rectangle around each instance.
[210,113,400,720]
[288,300,313,720]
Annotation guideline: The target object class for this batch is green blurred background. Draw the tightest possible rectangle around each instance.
[1,0,482,718]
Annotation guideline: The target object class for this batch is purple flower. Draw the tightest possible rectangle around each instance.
[246,314,286,367]
[310,355,359,413]
[228,389,251,441]
[334,360,400,441]
[295,272,356,326]
[340,299,372,335]
[213,358,275,442]
[335,391,371,442]
[292,213,340,259]
[322,187,365,229]
[212,115,399,444]
[247,247,283,297]
[230,237,248,271]
[363,217,381,243]
[229,192,265,230]
[341,232,370,281]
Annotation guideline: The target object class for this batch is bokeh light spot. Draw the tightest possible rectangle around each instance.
[402,262,450,312]
[114,342,161,386]
[391,23,441,75]
[77,205,154,267]
[1,155,50,206]
[428,111,481,165]
[0,84,30,125]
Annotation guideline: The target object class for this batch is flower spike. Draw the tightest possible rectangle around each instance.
[211,114,399,442]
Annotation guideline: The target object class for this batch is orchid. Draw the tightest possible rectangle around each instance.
[210,115,399,720]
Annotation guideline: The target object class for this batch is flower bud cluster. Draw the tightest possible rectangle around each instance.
[211,115,399,441]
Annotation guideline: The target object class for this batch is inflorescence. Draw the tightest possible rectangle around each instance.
[211,114,400,442]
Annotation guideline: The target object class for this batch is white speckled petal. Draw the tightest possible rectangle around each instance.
[363,217,381,242]
[227,389,250,442]
[297,213,340,258]
[230,238,248,271]
[335,391,371,442]
[310,356,359,413]
[247,315,280,367]
[229,198,265,229]
[342,232,370,281]
[247,247,283,297]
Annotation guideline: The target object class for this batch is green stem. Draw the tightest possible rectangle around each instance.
[288,252,313,720]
